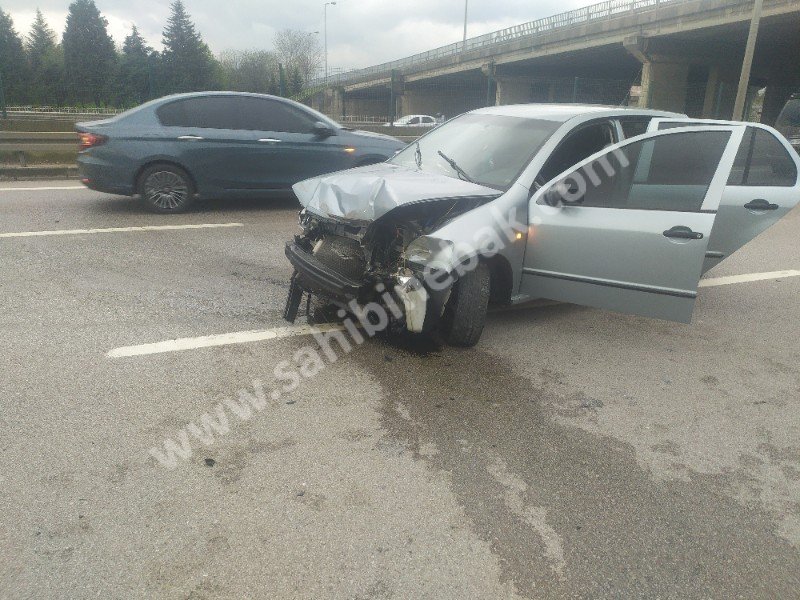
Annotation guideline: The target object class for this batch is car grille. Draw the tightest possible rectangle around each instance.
[313,236,366,281]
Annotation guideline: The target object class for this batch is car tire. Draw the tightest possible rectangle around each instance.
[440,261,490,347]
[138,164,196,213]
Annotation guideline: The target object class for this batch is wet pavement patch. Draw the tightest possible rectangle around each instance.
[352,338,800,598]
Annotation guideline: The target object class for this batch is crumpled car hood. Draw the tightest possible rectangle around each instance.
[293,163,501,222]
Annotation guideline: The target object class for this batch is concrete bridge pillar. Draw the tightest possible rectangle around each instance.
[310,88,345,118]
[640,60,690,112]
[494,77,532,105]
[625,36,690,113]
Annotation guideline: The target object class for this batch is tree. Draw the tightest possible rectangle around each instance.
[115,25,154,106]
[218,49,279,95]
[62,0,117,105]
[274,29,323,84]
[287,64,304,97]
[161,0,219,93]
[26,9,64,105]
[0,8,27,104]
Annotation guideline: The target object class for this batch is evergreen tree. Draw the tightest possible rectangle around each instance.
[0,8,27,104]
[26,9,56,71]
[62,0,117,105]
[26,9,64,105]
[161,0,219,93]
[116,25,154,105]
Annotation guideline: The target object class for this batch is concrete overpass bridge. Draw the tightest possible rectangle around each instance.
[309,0,800,125]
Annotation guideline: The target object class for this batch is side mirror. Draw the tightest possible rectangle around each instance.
[312,121,336,138]
[541,181,584,207]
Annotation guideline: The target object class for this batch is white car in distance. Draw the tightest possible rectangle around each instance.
[384,114,439,128]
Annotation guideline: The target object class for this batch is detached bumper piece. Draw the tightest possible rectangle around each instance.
[285,242,365,304]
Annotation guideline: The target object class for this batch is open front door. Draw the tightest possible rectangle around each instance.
[649,118,800,273]
[520,126,745,323]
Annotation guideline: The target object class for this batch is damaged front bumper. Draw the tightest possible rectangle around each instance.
[285,242,364,304]
[284,240,452,334]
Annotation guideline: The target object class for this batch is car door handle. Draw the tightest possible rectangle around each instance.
[663,226,704,240]
[258,138,282,143]
[177,135,204,141]
[744,199,779,211]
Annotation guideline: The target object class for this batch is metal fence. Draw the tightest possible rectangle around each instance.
[4,106,123,119]
[314,0,754,87]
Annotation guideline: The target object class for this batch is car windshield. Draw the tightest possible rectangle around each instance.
[776,98,800,136]
[390,113,561,190]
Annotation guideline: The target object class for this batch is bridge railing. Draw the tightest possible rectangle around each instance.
[314,0,745,87]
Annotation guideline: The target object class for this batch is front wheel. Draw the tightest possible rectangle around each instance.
[440,261,490,347]
[138,164,195,213]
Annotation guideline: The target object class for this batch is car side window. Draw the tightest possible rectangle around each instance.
[156,97,241,129]
[618,118,651,139]
[408,117,421,125]
[239,97,317,133]
[540,130,732,212]
[538,121,616,184]
[727,127,797,187]
[422,116,434,124]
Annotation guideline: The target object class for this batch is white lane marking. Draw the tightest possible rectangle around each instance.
[699,270,800,288]
[108,324,345,358]
[0,186,85,191]
[108,270,800,359]
[0,223,243,238]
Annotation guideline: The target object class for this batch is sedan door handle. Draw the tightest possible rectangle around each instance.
[744,199,779,211]
[663,226,704,240]
[258,138,282,143]
[177,135,204,141]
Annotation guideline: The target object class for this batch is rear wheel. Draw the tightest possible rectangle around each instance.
[138,164,195,213]
[440,261,490,347]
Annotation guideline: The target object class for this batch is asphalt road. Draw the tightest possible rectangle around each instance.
[1,181,798,599]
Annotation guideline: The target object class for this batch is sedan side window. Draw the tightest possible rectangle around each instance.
[239,97,318,133]
[618,118,651,139]
[156,97,242,129]
[727,127,797,187]
[541,130,732,212]
[538,121,616,184]
[408,117,421,125]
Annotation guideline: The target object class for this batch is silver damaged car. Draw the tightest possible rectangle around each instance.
[283,105,800,347]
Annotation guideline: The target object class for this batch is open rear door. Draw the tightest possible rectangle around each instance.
[649,118,800,272]
[520,126,745,323]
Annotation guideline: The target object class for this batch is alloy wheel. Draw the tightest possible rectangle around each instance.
[143,170,190,210]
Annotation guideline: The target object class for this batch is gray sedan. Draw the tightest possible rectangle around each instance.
[76,92,406,212]
[284,105,800,346]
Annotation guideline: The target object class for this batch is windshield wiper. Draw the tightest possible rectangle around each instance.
[437,150,474,183]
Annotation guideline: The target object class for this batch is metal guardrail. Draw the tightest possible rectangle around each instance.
[3,107,122,121]
[314,0,751,87]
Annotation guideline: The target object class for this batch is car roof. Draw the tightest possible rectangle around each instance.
[472,103,683,122]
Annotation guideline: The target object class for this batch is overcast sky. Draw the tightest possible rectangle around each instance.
[3,0,591,70]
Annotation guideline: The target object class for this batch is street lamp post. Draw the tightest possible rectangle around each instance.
[463,0,469,48]
[324,1,337,81]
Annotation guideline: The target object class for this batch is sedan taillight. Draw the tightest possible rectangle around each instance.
[77,132,108,151]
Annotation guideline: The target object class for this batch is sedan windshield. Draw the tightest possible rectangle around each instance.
[390,114,561,190]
